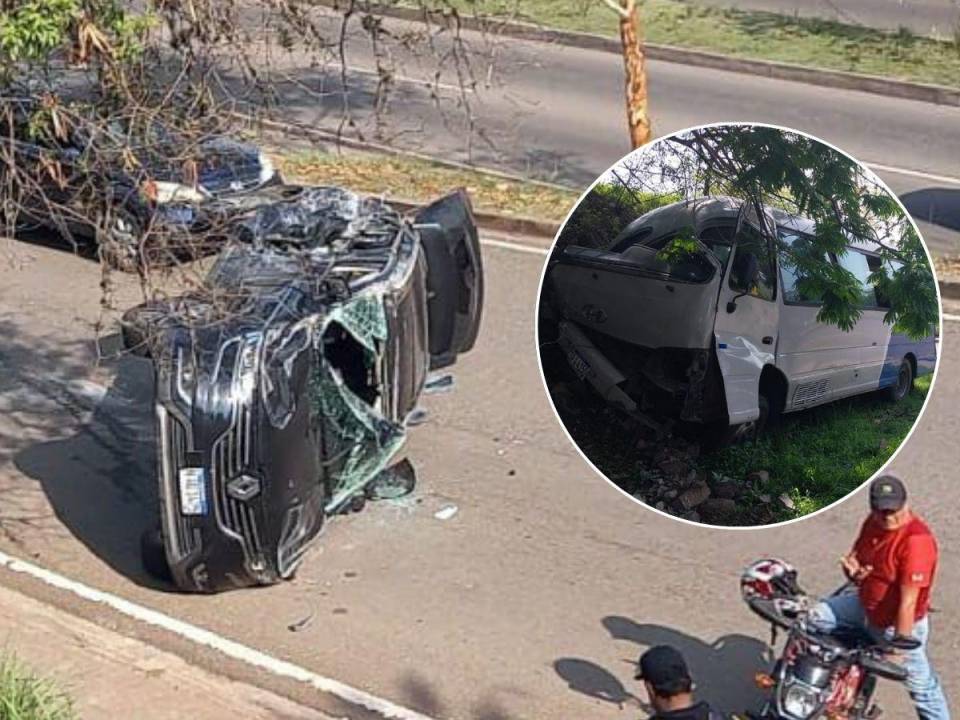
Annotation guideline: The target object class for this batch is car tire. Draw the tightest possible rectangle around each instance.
[884,358,913,403]
[97,207,144,272]
[140,526,173,582]
[707,392,773,449]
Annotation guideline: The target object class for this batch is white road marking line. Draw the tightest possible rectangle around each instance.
[348,65,472,94]
[942,313,960,323]
[0,549,434,720]
[481,237,550,255]
[866,163,960,187]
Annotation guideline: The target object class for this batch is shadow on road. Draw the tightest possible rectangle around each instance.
[554,616,773,716]
[900,188,960,234]
[12,348,169,590]
[554,657,643,710]
[396,668,528,720]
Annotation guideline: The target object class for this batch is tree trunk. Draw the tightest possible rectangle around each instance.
[618,0,650,148]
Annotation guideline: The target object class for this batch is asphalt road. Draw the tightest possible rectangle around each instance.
[695,0,960,36]
[0,235,955,719]
[250,9,960,255]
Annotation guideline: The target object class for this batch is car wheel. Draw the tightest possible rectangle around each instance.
[97,207,143,272]
[140,526,173,582]
[884,359,913,403]
[707,392,773,449]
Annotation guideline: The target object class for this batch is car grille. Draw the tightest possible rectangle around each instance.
[157,407,199,560]
[211,401,264,565]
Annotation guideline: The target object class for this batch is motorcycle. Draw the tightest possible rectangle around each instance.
[741,558,919,720]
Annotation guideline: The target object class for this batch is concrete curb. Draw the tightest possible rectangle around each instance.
[314,0,960,108]
[386,196,560,239]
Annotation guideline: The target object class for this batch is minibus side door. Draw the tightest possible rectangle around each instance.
[713,202,780,425]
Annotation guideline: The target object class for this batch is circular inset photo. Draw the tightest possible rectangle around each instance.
[537,123,940,528]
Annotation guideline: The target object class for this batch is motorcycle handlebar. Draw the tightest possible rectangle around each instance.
[746,597,793,630]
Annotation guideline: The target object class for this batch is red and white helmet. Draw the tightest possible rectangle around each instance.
[740,558,802,601]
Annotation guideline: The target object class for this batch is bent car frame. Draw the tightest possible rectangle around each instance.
[543,196,936,443]
[122,186,483,592]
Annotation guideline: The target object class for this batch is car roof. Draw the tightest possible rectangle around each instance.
[613,195,887,253]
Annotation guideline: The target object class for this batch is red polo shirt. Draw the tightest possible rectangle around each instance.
[853,512,938,629]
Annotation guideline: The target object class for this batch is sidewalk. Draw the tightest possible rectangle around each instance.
[0,583,334,720]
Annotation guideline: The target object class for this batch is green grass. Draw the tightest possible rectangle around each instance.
[415,0,960,89]
[702,374,931,523]
[276,150,578,222]
[0,654,76,720]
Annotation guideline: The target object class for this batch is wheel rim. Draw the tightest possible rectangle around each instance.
[896,364,910,399]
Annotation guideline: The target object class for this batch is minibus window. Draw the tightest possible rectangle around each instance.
[836,250,878,308]
[609,226,653,253]
[778,231,824,304]
[698,225,735,267]
[730,223,776,301]
[650,229,716,283]
[865,255,899,309]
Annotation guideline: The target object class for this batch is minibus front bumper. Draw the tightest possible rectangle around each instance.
[556,321,638,413]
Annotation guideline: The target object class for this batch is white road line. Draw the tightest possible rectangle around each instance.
[943,313,960,323]
[865,163,960,187]
[0,549,434,720]
[348,65,471,94]
[481,237,550,255]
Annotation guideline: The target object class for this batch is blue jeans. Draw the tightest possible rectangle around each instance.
[808,592,951,720]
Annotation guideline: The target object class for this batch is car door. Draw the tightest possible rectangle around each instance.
[413,189,484,370]
[713,202,780,425]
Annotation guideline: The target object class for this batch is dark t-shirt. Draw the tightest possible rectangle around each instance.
[650,701,721,720]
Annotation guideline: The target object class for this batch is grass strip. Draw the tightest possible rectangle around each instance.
[701,374,930,523]
[277,149,579,222]
[411,0,960,89]
[0,653,76,720]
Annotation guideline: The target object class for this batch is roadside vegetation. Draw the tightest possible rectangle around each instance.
[417,0,960,88]
[278,150,578,223]
[551,375,930,526]
[0,653,76,720]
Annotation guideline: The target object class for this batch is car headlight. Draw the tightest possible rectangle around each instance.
[258,152,276,185]
[175,345,196,406]
[235,333,262,402]
[782,682,820,718]
[148,180,210,205]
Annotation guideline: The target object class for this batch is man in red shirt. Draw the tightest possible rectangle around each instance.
[809,475,950,720]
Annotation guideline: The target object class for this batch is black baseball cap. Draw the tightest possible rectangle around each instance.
[869,474,907,512]
[635,645,692,689]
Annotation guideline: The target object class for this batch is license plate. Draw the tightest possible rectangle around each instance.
[161,205,196,226]
[178,467,208,516]
[566,348,591,380]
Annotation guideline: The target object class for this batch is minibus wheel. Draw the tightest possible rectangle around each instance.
[884,359,913,402]
[707,394,772,448]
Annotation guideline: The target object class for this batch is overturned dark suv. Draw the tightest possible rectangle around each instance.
[122,186,483,592]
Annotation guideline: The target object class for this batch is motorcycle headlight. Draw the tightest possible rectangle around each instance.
[783,682,820,718]
[258,152,276,185]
